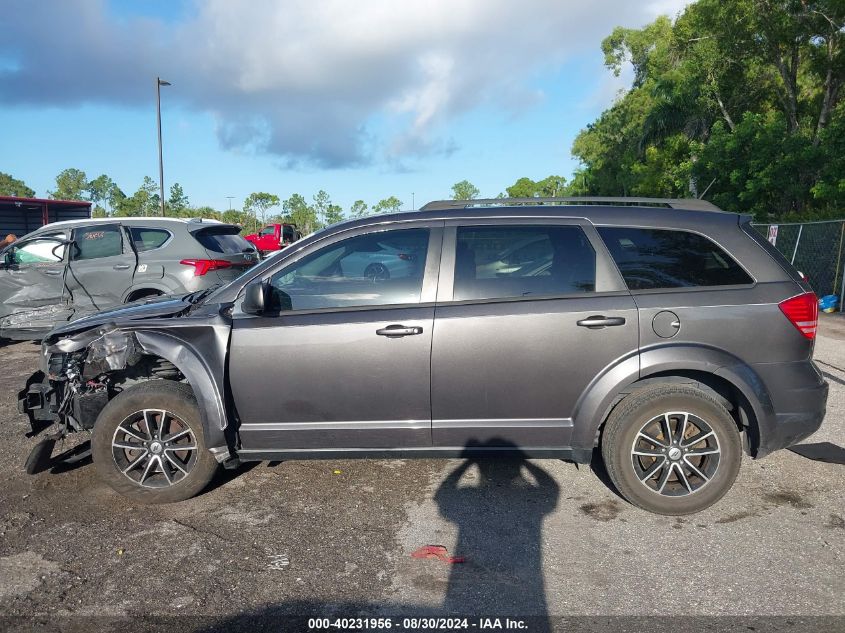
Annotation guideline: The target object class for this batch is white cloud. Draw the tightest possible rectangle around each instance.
[1,0,692,167]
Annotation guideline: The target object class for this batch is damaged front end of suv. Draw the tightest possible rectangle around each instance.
[17,297,237,479]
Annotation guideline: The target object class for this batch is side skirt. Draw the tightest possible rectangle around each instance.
[235,446,593,464]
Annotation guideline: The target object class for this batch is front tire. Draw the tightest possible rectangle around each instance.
[601,384,742,515]
[92,381,219,503]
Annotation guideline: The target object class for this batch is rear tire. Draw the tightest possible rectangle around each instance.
[92,381,219,503]
[601,384,742,515]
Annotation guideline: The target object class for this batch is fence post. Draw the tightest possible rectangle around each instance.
[841,261,845,313]
[835,223,845,300]
[791,224,803,265]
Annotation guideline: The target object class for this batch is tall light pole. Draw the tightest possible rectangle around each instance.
[412,192,415,211]
[156,77,171,216]
[226,196,235,211]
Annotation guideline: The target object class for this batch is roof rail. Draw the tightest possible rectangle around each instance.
[419,197,723,212]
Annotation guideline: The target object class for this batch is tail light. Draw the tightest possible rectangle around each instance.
[397,253,416,261]
[180,258,233,277]
[778,292,818,339]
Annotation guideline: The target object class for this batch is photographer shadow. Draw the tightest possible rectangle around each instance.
[198,439,560,631]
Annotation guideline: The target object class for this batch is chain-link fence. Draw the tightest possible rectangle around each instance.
[752,220,845,300]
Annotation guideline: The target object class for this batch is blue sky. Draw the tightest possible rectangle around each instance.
[1,0,688,212]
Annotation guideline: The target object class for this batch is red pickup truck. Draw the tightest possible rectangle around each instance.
[244,223,302,256]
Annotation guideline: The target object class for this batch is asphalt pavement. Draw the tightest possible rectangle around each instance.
[0,318,842,631]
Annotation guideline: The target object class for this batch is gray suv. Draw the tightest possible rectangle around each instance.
[0,217,257,340]
[18,198,827,515]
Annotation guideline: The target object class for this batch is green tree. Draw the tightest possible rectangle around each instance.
[325,203,344,225]
[506,177,540,198]
[373,196,403,214]
[451,180,480,200]
[189,205,221,221]
[0,172,35,198]
[569,1,845,218]
[168,183,190,214]
[117,176,158,217]
[505,175,567,198]
[350,200,369,217]
[109,186,127,215]
[312,190,332,228]
[243,192,280,232]
[50,168,88,200]
[222,209,252,230]
[282,193,316,234]
[86,174,115,215]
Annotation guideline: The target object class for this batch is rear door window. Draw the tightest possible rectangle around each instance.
[194,226,251,254]
[72,224,124,260]
[597,227,753,290]
[128,227,171,252]
[453,225,596,301]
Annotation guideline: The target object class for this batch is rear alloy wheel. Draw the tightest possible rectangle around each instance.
[601,384,742,515]
[631,411,721,497]
[92,381,219,503]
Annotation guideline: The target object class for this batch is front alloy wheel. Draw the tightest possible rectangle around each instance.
[92,381,219,503]
[112,409,198,488]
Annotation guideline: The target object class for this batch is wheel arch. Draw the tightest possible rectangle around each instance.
[571,344,774,457]
[129,329,232,461]
[124,287,164,303]
[121,281,173,303]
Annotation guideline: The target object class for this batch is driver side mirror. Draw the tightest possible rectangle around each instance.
[242,280,266,315]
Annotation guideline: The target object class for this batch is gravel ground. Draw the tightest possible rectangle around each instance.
[0,318,842,630]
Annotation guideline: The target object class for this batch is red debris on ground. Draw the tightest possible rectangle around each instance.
[410,545,465,564]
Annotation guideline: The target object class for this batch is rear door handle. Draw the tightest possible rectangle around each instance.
[113,264,131,270]
[376,324,423,337]
[576,315,626,329]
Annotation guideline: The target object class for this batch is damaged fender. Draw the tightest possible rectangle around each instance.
[25,312,235,463]
[132,329,231,461]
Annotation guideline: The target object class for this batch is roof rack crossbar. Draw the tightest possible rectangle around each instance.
[419,197,722,212]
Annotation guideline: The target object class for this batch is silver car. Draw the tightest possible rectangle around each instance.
[0,217,258,340]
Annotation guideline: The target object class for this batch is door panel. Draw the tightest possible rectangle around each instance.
[231,307,434,450]
[0,237,70,334]
[66,224,136,314]
[229,223,443,452]
[431,295,638,447]
[431,222,638,449]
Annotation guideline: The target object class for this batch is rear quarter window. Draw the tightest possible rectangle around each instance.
[193,227,252,254]
[598,227,753,290]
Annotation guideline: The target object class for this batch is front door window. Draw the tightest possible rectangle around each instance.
[267,228,430,312]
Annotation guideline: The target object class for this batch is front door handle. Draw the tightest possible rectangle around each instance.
[376,324,423,337]
[576,315,626,329]
[113,264,131,271]
[44,269,63,276]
